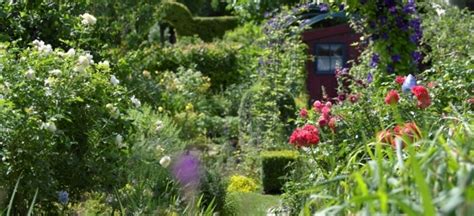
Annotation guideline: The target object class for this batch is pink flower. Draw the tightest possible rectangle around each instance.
[349,94,359,103]
[313,100,323,112]
[299,108,308,118]
[328,117,337,132]
[395,76,405,85]
[385,90,400,105]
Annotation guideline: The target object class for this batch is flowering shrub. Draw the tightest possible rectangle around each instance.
[289,124,320,148]
[0,42,133,212]
[227,175,257,193]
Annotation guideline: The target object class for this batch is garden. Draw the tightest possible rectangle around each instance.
[0,0,473,215]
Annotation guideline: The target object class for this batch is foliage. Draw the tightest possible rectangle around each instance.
[419,5,473,111]
[0,42,133,213]
[226,0,301,22]
[158,1,239,42]
[0,0,163,51]
[227,175,257,193]
[238,5,308,149]
[261,150,299,194]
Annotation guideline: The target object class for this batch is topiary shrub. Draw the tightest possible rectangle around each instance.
[158,1,239,42]
[261,150,299,194]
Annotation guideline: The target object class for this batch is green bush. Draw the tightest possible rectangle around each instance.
[200,168,227,213]
[158,1,238,42]
[0,42,133,213]
[261,150,299,194]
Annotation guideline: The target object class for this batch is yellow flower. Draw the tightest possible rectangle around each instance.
[185,103,194,112]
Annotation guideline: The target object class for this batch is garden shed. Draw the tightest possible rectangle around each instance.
[299,9,360,102]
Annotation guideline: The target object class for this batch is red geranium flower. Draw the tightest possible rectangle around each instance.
[395,76,405,85]
[411,85,431,109]
[289,124,320,147]
[385,90,400,105]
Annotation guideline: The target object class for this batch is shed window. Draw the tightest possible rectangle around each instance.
[314,43,345,74]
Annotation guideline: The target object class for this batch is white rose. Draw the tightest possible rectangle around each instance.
[98,60,110,68]
[80,13,97,26]
[110,75,120,86]
[159,156,171,168]
[131,95,141,108]
[41,122,57,133]
[115,134,124,147]
[65,48,76,57]
[49,69,61,76]
[25,69,35,80]
[155,120,164,132]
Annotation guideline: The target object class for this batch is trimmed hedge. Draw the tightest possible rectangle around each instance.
[261,150,299,194]
[158,1,238,42]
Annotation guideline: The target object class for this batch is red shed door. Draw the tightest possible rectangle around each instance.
[303,24,360,103]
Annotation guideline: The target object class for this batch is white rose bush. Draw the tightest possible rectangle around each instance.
[0,41,136,212]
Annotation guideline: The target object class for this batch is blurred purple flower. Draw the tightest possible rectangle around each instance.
[370,53,380,68]
[403,0,416,13]
[391,54,401,63]
[58,191,69,205]
[387,64,395,73]
[412,51,422,63]
[339,4,345,11]
[319,3,329,12]
[367,72,373,83]
[172,153,201,190]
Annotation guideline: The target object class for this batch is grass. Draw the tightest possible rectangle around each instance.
[225,192,281,216]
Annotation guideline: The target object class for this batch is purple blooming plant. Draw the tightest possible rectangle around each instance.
[367,72,373,83]
[370,53,380,68]
[391,54,401,63]
[319,3,329,12]
[412,51,422,63]
[58,191,69,205]
[172,153,201,190]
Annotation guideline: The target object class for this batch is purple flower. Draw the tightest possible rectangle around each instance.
[58,191,69,205]
[382,32,389,40]
[403,0,416,13]
[319,3,329,12]
[370,53,380,68]
[389,6,397,14]
[367,72,373,83]
[387,64,395,73]
[339,4,345,11]
[391,54,401,63]
[172,153,201,189]
[412,51,422,63]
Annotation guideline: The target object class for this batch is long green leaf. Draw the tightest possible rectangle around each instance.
[6,177,21,216]
[26,188,38,216]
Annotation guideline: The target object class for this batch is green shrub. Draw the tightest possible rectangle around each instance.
[158,1,238,42]
[227,175,257,193]
[200,168,227,213]
[261,150,299,194]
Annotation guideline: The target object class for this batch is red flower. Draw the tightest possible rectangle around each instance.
[377,130,394,144]
[318,116,328,127]
[393,122,422,147]
[411,85,431,109]
[349,94,359,103]
[289,124,320,147]
[385,90,400,105]
[395,76,406,85]
[299,108,308,118]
